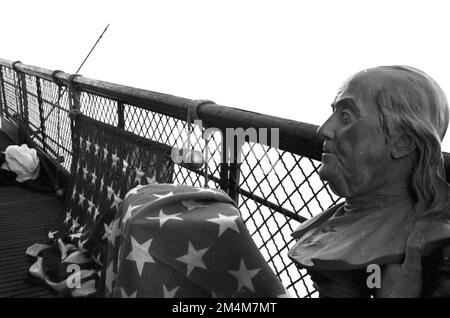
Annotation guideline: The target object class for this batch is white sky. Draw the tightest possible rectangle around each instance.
[2,0,450,150]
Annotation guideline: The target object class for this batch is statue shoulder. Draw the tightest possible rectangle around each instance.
[291,202,345,239]
[422,241,450,297]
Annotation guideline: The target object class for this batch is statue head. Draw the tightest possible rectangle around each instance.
[318,65,449,218]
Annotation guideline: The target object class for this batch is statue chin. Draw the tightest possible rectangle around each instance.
[319,165,350,198]
[326,180,349,198]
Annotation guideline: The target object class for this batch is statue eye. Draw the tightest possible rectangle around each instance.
[341,110,353,124]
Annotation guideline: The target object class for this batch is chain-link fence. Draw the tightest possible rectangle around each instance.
[0,59,342,297]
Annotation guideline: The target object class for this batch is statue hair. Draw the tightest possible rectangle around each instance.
[373,66,450,221]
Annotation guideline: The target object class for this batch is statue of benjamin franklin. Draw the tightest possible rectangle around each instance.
[288,66,450,298]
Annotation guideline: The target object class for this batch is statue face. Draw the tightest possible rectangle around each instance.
[317,75,394,198]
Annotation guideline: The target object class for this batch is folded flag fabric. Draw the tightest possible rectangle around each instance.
[105,183,290,298]
[26,115,174,297]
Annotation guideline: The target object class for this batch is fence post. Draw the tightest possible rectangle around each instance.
[10,62,28,125]
[218,131,241,204]
[0,66,4,117]
[64,73,81,114]
[67,74,81,173]
[17,71,29,126]
[35,78,47,152]
[71,85,81,112]
[219,129,229,192]
[227,136,241,204]
[0,68,7,119]
[117,101,125,129]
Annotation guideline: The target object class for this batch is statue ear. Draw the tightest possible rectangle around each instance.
[391,134,416,159]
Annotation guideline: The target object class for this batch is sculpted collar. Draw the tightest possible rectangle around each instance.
[288,197,450,271]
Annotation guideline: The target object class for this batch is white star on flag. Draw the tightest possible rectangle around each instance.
[48,230,58,239]
[104,219,121,247]
[87,200,95,215]
[153,191,174,201]
[94,143,100,156]
[69,217,80,233]
[206,214,240,237]
[175,241,209,276]
[78,224,86,233]
[126,236,155,277]
[91,173,97,185]
[120,288,137,298]
[93,207,100,221]
[85,139,92,150]
[122,160,129,175]
[103,148,109,161]
[63,212,72,225]
[107,183,115,200]
[181,200,210,211]
[78,191,86,206]
[121,204,143,225]
[69,232,83,239]
[82,167,89,180]
[110,193,123,210]
[146,209,183,228]
[71,188,77,201]
[103,222,113,241]
[111,152,120,168]
[134,165,145,184]
[229,259,260,293]
[105,261,116,293]
[125,184,146,200]
[163,285,180,298]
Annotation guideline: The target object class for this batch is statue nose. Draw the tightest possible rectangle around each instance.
[317,119,335,140]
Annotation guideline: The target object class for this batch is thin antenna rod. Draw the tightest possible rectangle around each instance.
[75,23,110,74]
[37,23,110,127]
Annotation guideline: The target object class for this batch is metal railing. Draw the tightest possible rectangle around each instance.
[0,58,343,297]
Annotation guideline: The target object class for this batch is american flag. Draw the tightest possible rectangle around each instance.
[26,115,174,297]
[105,183,289,298]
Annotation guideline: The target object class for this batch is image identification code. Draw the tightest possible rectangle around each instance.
[172,302,277,315]
[216,302,277,313]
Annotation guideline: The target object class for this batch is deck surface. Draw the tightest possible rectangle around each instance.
[0,186,64,297]
[0,128,65,297]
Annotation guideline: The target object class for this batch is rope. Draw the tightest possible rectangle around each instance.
[27,70,73,194]
[4,24,109,195]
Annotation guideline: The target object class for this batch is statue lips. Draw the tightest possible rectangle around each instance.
[321,145,336,164]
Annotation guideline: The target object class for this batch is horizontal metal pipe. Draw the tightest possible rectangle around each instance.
[0,58,323,159]
[4,58,450,166]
